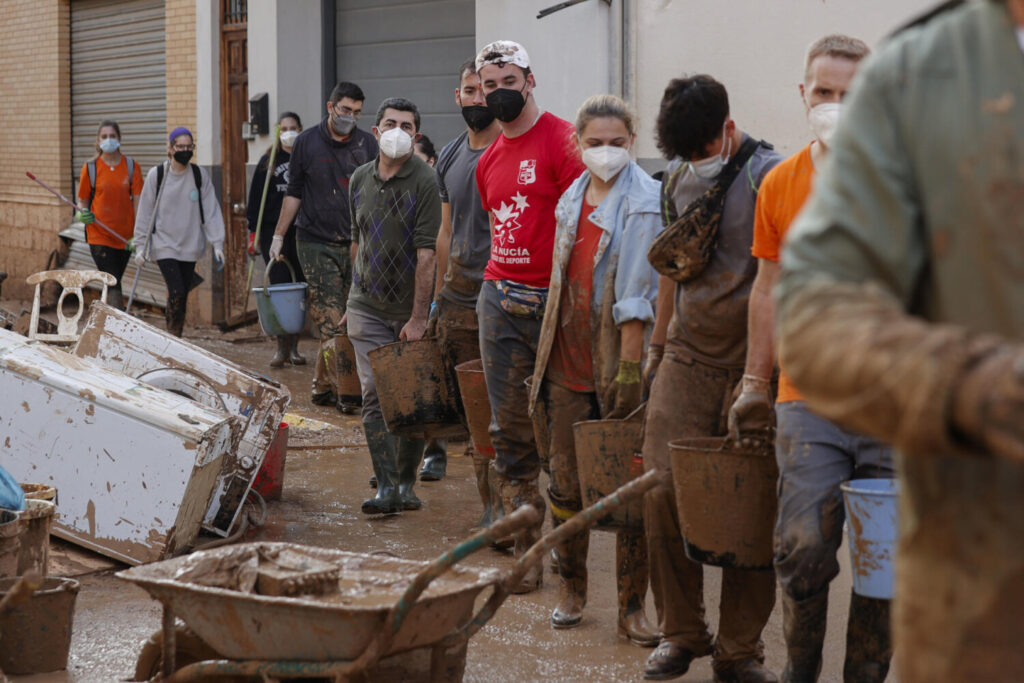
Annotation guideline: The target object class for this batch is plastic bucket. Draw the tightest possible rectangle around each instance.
[841,478,898,599]
[572,406,646,530]
[0,510,23,578]
[252,422,289,501]
[455,359,495,459]
[17,499,54,576]
[669,437,779,569]
[254,259,308,335]
[0,576,80,674]
[20,483,57,502]
[369,340,464,439]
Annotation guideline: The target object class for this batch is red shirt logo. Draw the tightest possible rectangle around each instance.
[517,159,536,185]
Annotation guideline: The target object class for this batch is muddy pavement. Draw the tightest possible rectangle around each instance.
[13,330,881,682]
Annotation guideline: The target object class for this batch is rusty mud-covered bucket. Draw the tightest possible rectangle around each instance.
[17,498,55,576]
[331,334,363,409]
[669,437,778,569]
[455,359,495,459]
[369,340,464,439]
[0,510,23,578]
[573,406,646,530]
[0,577,80,674]
[20,482,57,502]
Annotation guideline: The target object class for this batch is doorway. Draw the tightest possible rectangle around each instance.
[219,0,248,322]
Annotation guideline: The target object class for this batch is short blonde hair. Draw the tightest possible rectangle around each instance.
[574,94,636,137]
[805,35,870,81]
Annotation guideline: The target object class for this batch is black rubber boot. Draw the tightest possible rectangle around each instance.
[780,590,828,683]
[397,436,426,511]
[270,336,289,368]
[419,438,447,481]
[551,512,589,629]
[361,420,401,515]
[287,334,306,365]
[843,593,892,683]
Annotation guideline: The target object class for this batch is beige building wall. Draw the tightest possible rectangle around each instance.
[0,0,71,301]
[165,0,198,136]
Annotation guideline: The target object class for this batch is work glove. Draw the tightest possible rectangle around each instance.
[604,359,644,419]
[134,250,146,267]
[952,343,1024,462]
[424,300,439,338]
[727,374,775,447]
[125,238,134,254]
[74,210,95,225]
[643,343,664,396]
[247,232,260,257]
[269,235,284,261]
[213,248,225,272]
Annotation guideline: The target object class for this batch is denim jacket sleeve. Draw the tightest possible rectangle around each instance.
[610,194,663,326]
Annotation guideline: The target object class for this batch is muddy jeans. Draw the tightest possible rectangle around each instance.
[347,307,404,424]
[477,280,544,480]
[774,401,894,600]
[297,239,351,395]
[544,381,600,512]
[642,344,776,664]
[436,296,480,424]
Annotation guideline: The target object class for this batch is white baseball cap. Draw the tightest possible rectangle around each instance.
[475,40,530,72]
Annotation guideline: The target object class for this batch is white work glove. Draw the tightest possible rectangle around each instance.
[269,235,284,261]
[214,248,225,272]
[134,250,146,267]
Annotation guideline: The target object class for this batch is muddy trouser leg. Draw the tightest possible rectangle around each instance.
[156,259,195,337]
[477,282,544,582]
[89,244,130,309]
[545,381,597,627]
[347,306,405,511]
[297,239,350,398]
[617,525,659,646]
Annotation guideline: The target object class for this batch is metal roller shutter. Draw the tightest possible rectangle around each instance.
[71,0,167,185]
[335,0,476,152]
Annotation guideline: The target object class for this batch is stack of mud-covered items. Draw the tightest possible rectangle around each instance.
[0,469,75,677]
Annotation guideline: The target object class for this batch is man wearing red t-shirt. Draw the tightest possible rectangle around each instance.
[728,35,894,682]
[474,40,585,594]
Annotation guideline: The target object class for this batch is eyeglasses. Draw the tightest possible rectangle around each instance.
[333,105,361,119]
[172,143,195,151]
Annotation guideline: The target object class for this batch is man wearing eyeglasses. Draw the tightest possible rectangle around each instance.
[270,81,378,410]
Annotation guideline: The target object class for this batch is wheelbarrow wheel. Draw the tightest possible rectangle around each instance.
[133,624,249,682]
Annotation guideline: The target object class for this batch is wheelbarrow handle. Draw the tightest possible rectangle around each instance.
[439,468,669,649]
[348,505,542,674]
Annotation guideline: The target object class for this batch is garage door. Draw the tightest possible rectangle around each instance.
[71,0,167,186]
[335,0,475,152]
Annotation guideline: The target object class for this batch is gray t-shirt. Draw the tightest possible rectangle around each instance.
[435,131,492,308]
[663,135,781,368]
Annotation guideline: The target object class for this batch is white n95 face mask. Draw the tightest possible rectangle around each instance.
[808,102,841,148]
[582,145,631,182]
[379,128,413,159]
[279,130,299,147]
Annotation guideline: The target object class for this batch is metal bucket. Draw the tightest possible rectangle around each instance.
[455,359,495,459]
[20,483,57,502]
[17,499,54,576]
[669,437,779,569]
[253,259,308,335]
[522,377,550,473]
[0,577,80,674]
[0,510,23,578]
[572,407,645,530]
[841,478,898,599]
[369,340,464,439]
[333,334,363,408]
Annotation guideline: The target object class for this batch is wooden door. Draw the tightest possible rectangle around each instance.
[219,0,248,321]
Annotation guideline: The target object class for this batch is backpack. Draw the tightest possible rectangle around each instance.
[156,162,206,226]
[86,156,136,208]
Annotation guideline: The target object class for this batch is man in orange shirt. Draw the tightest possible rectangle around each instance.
[728,35,894,683]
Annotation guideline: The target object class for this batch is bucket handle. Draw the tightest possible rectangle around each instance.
[261,258,298,295]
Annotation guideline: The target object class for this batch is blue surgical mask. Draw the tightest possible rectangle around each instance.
[99,138,120,153]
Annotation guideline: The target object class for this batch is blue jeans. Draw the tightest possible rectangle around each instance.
[773,401,895,600]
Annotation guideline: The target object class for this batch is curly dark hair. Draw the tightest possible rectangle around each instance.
[655,75,730,161]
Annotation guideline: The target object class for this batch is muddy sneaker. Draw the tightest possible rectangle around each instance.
[644,641,709,680]
[713,658,778,683]
[311,389,336,406]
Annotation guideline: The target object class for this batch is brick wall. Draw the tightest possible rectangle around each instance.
[0,0,71,301]
[165,0,198,137]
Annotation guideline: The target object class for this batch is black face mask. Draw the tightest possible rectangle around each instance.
[461,105,496,132]
[173,150,193,165]
[485,86,528,123]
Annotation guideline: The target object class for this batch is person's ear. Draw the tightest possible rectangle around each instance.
[455,89,463,108]
[571,132,582,154]
[325,100,334,115]
[372,126,381,139]
[414,132,423,143]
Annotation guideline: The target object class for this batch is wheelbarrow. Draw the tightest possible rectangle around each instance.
[119,469,665,682]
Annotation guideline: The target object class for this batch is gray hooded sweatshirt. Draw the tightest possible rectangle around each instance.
[133,161,225,262]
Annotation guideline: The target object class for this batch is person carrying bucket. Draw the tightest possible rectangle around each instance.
[526,94,660,646]
[727,35,895,683]
[247,111,307,368]
[344,98,440,515]
[640,76,782,683]
[776,2,1024,680]
[132,128,225,338]
[74,119,144,310]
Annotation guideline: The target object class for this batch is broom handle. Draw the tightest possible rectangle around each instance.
[25,171,129,246]
[240,125,281,317]
[125,162,169,314]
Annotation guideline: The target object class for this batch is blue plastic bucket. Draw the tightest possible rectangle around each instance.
[840,478,899,599]
[253,259,308,335]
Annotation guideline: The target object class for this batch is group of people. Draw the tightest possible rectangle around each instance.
[70,1,1024,680]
